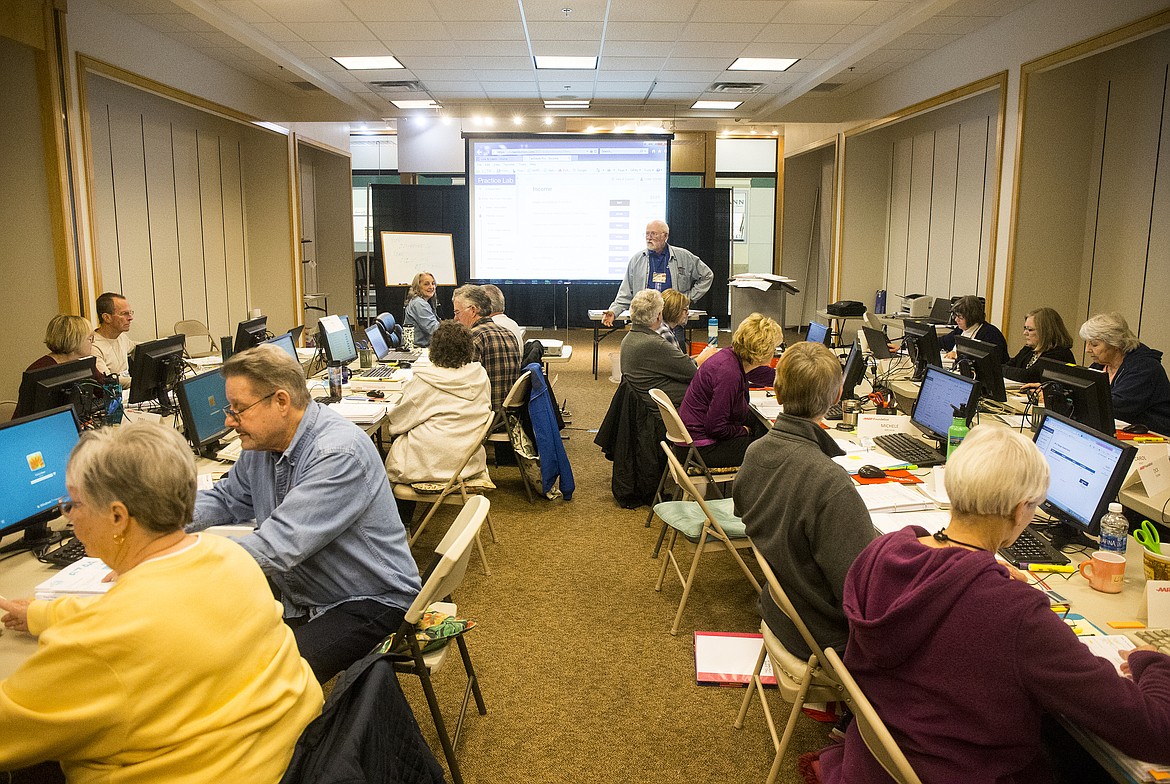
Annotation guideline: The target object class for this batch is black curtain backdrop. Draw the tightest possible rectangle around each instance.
[369,184,732,329]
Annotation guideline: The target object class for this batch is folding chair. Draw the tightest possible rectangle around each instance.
[392,414,498,574]
[734,548,845,783]
[646,387,738,556]
[822,646,923,784]
[652,441,760,635]
[484,370,540,503]
[174,319,218,357]
[391,496,490,784]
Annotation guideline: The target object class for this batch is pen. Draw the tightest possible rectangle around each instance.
[1026,563,1076,573]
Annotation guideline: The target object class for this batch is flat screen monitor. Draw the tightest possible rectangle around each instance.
[320,315,358,365]
[1037,360,1114,436]
[910,365,979,442]
[175,369,231,449]
[234,316,268,354]
[0,406,80,552]
[861,326,894,360]
[1032,411,1135,547]
[904,319,943,382]
[264,332,300,364]
[841,340,865,400]
[365,323,390,360]
[127,334,186,407]
[23,357,103,421]
[954,336,1007,402]
[806,321,831,346]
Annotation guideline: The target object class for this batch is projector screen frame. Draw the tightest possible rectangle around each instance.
[463,132,673,285]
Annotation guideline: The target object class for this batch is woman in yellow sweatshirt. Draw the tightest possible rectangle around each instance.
[0,422,322,783]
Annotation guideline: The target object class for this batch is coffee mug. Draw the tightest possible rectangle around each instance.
[1078,550,1127,593]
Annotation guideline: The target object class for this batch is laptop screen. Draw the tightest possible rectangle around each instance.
[930,297,952,323]
[365,323,390,360]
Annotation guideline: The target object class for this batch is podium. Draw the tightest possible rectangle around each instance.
[729,278,799,332]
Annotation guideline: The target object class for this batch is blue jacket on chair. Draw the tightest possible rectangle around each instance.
[525,362,575,500]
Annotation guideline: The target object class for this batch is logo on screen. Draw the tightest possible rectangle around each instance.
[207,394,218,408]
[26,452,45,471]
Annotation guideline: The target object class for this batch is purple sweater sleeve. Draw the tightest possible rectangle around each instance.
[702,371,751,442]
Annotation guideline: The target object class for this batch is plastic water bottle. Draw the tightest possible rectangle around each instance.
[875,289,887,314]
[1098,502,1128,554]
[707,317,719,345]
[946,405,968,460]
[328,361,344,400]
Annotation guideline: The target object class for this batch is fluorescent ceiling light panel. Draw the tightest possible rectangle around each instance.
[544,100,589,108]
[692,100,742,110]
[332,56,404,70]
[729,57,799,71]
[534,56,597,69]
[391,99,441,109]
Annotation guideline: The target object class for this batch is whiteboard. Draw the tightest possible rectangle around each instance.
[381,231,457,286]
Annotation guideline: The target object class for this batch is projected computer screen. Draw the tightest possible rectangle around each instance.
[0,407,80,536]
[467,135,670,282]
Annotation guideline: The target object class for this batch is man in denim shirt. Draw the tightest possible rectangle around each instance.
[190,345,420,681]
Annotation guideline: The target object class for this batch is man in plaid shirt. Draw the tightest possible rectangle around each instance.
[453,284,520,413]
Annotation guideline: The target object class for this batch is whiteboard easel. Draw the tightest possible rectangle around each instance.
[381,231,457,286]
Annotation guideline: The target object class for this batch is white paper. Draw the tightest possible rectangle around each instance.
[329,401,388,423]
[1147,581,1170,629]
[870,510,950,536]
[830,437,866,455]
[856,414,912,441]
[318,314,344,333]
[694,631,774,686]
[35,557,113,600]
[854,483,935,514]
[1078,635,1136,676]
[729,278,773,291]
[1137,451,1170,499]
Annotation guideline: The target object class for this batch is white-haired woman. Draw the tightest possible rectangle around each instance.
[403,271,440,347]
[1080,312,1170,434]
[819,426,1170,783]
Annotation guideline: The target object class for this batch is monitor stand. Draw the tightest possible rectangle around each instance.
[0,521,64,554]
[1046,521,1097,552]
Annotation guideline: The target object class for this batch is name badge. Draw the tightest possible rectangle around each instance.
[652,272,668,284]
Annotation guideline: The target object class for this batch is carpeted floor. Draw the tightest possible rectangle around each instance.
[400,328,832,783]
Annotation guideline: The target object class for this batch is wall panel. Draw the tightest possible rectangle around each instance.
[905,132,934,293]
[142,116,182,337]
[926,125,959,295]
[172,124,207,326]
[952,118,989,295]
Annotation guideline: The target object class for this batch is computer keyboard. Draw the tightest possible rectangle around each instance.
[354,364,399,379]
[381,349,422,362]
[873,433,946,467]
[40,535,87,568]
[825,404,843,421]
[1135,628,1170,655]
[998,527,1070,567]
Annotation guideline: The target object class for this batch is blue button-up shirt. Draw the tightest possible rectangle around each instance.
[191,403,420,619]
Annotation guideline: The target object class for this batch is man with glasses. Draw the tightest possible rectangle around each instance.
[188,344,420,682]
[601,220,714,331]
[453,284,520,414]
[92,291,137,384]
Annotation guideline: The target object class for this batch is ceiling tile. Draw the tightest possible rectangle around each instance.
[525,20,605,40]
[753,23,844,44]
[599,56,667,71]
[132,14,186,33]
[252,21,301,41]
[853,2,909,26]
[522,0,609,22]
[689,1,784,24]
[774,1,872,25]
[609,0,699,23]
[219,1,278,24]
[314,40,393,57]
[340,0,441,22]
[530,41,598,57]
[432,0,522,22]
[105,0,177,13]
[736,42,817,58]
[445,40,531,57]
[252,0,358,23]
[471,55,535,69]
[602,40,676,56]
[285,21,376,40]
[829,25,875,44]
[663,57,732,72]
[398,56,476,69]
[605,22,687,42]
[280,41,324,58]
[445,22,527,40]
[366,21,452,41]
[394,69,474,82]
[680,23,767,42]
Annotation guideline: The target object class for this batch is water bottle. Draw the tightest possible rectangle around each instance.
[328,361,344,399]
[707,317,719,345]
[1098,502,1128,554]
[875,289,887,314]
[946,405,968,460]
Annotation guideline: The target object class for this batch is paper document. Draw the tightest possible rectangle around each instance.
[855,484,935,514]
[870,510,950,536]
[1079,635,1136,676]
[35,557,113,600]
[329,401,388,423]
[694,631,775,686]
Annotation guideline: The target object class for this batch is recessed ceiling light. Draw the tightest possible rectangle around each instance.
[332,56,404,70]
[534,55,597,70]
[692,100,742,110]
[729,57,799,72]
[544,116,554,126]
[513,115,523,125]
[391,99,441,109]
[544,100,590,108]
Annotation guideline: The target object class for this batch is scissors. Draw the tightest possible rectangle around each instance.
[1135,519,1162,554]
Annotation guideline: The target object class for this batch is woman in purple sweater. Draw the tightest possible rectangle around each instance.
[820,426,1170,784]
[678,312,781,467]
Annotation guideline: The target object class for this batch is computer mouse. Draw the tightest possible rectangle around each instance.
[1122,423,1149,434]
[367,389,385,399]
[858,465,887,479]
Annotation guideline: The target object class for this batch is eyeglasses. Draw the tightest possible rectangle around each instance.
[57,497,85,517]
[645,231,664,238]
[116,310,134,317]
[1022,326,1037,333]
[224,391,276,421]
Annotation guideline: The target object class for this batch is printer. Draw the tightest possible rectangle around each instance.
[896,293,933,318]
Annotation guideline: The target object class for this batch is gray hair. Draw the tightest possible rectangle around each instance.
[45,314,92,355]
[481,284,505,313]
[1079,312,1140,353]
[774,341,842,419]
[67,422,196,534]
[945,426,1049,519]
[629,289,664,328]
[452,284,491,318]
[221,344,311,408]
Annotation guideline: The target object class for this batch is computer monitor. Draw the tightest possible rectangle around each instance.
[861,325,894,360]
[841,340,865,400]
[1031,410,1136,549]
[903,319,944,382]
[954,336,1007,402]
[175,369,231,451]
[320,314,358,365]
[806,321,831,346]
[263,332,300,364]
[0,406,80,553]
[364,322,390,360]
[127,334,186,408]
[1037,360,1114,435]
[910,365,980,443]
[927,297,953,324]
[23,357,105,421]
[233,316,268,354]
